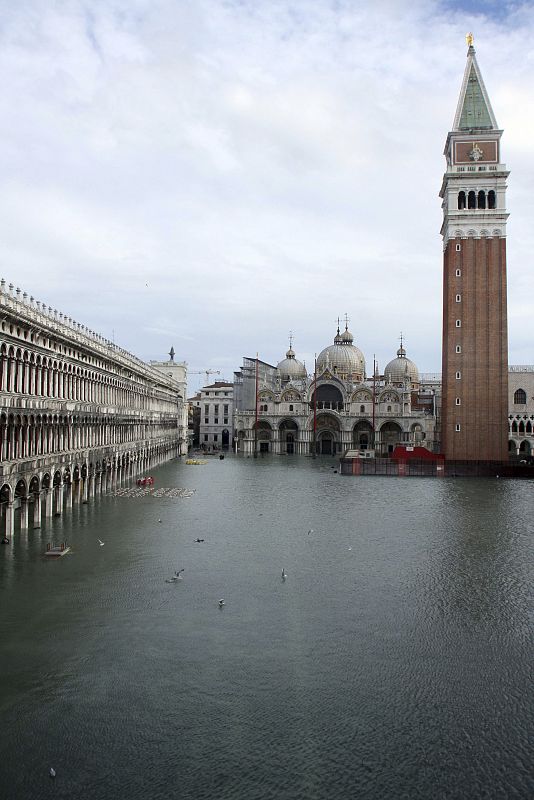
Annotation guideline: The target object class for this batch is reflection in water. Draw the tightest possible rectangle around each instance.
[0,457,532,800]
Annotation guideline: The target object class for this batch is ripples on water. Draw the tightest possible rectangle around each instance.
[0,456,532,799]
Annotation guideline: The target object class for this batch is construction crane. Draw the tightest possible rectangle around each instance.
[189,369,221,387]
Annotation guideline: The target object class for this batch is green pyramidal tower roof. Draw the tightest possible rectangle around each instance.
[453,45,498,132]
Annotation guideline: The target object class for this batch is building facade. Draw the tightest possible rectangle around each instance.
[440,39,509,460]
[508,367,534,459]
[0,280,186,539]
[150,347,188,456]
[234,328,439,456]
[198,381,234,450]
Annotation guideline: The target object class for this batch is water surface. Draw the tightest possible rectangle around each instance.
[1,456,532,799]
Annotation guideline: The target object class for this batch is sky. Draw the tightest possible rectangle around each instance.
[1,0,533,389]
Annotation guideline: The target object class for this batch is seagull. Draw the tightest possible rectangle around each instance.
[307,529,313,535]
[98,539,105,547]
[195,538,205,543]
[218,599,225,607]
[158,519,162,524]
[282,569,287,580]
[49,768,56,779]
[175,569,185,580]
[348,547,352,551]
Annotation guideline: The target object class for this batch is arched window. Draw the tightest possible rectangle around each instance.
[458,191,466,210]
[488,190,496,209]
[514,388,526,404]
[478,190,486,209]
[468,191,476,209]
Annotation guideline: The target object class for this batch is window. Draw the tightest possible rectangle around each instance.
[456,397,461,405]
[224,392,229,396]
[204,418,209,424]
[214,434,218,442]
[456,294,461,303]
[456,269,461,277]
[204,434,208,441]
[214,404,219,414]
[224,418,228,424]
[289,404,294,411]
[387,405,392,412]
[204,404,209,414]
[514,388,527,404]
[456,319,461,328]
[455,424,461,432]
[214,418,218,424]
[456,243,461,252]
[224,405,229,414]
[456,345,462,354]
[456,371,461,379]
[360,405,365,413]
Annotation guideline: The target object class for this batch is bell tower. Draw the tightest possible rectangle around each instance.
[440,36,509,461]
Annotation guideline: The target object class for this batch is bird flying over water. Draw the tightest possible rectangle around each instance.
[307,529,313,535]
[98,539,105,546]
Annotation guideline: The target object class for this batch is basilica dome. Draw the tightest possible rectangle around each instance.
[277,346,307,382]
[384,345,419,386]
[316,326,366,381]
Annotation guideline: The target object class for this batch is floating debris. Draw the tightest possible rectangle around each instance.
[109,487,196,499]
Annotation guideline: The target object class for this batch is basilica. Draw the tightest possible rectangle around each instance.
[233,324,439,456]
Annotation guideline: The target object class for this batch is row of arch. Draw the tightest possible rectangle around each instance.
[509,419,534,435]
[0,411,180,463]
[0,342,177,409]
[508,439,532,456]
[457,190,496,210]
[236,415,426,456]
[259,386,404,405]
[0,442,176,539]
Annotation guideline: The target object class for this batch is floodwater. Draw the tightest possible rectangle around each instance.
[0,455,532,800]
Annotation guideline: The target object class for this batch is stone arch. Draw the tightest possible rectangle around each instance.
[311,384,344,412]
[14,478,27,498]
[380,421,403,455]
[279,418,298,454]
[411,422,425,442]
[353,420,373,450]
[315,413,341,456]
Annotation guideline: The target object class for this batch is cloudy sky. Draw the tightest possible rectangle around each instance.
[1,0,533,388]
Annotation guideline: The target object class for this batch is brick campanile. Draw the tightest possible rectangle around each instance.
[440,39,509,461]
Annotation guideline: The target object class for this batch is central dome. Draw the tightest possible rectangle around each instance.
[316,326,365,381]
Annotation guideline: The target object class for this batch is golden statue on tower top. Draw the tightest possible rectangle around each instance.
[466,32,474,47]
